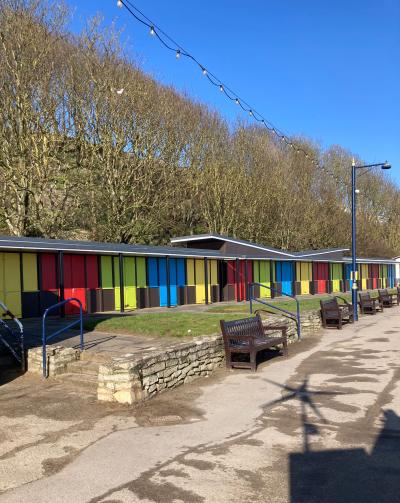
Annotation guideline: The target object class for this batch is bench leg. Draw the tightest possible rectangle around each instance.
[283,339,288,357]
[225,350,233,370]
[250,351,257,372]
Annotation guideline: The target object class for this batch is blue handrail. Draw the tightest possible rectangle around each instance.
[42,298,84,378]
[249,282,301,340]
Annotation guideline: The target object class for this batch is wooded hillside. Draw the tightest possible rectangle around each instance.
[1,0,399,257]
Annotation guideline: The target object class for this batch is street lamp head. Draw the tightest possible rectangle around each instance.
[382,162,391,170]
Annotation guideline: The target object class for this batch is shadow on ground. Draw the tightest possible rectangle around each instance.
[290,408,400,502]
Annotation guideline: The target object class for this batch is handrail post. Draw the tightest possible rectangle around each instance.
[249,281,301,340]
[42,297,84,378]
[42,310,47,378]
[296,298,301,340]
[79,301,84,350]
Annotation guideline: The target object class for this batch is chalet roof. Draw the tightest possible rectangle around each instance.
[0,235,233,259]
[171,233,349,259]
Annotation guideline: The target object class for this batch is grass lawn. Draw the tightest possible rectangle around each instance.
[83,289,394,338]
[207,293,355,314]
[207,289,392,315]
[84,312,243,338]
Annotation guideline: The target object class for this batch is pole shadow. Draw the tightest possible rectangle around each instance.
[289,407,400,502]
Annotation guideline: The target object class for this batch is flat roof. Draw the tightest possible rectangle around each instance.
[0,236,235,259]
[0,235,395,264]
[342,257,398,265]
[171,233,349,258]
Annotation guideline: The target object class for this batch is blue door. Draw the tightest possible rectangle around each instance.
[147,258,158,288]
[388,264,395,288]
[276,261,293,296]
[345,264,353,289]
[176,258,186,287]
[282,262,293,295]
[158,258,168,307]
[169,258,178,306]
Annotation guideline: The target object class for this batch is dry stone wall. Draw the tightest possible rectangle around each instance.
[97,311,322,405]
[97,335,224,405]
[27,346,80,376]
[24,311,322,403]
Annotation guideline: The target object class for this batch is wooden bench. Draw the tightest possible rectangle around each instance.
[220,314,288,372]
[359,292,383,314]
[378,289,398,308]
[320,297,354,329]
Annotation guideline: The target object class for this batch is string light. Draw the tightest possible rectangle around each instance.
[116,0,346,184]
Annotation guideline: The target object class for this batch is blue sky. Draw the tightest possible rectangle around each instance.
[66,0,400,182]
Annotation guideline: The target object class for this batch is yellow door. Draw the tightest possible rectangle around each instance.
[195,259,206,304]
[0,253,22,317]
[123,257,137,310]
[361,264,368,290]
[303,262,312,294]
[207,260,218,301]
[113,257,121,311]
[331,263,342,292]
[259,261,271,298]
[187,259,195,286]
[296,262,311,294]
[22,253,38,292]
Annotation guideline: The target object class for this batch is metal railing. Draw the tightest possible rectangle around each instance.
[249,282,301,340]
[0,301,25,371]
[42,298,84,378]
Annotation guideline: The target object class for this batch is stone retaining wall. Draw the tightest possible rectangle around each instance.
[27,346,80,376]
[97,335,224,405]
[97,310,322,405]
[260,310,322,341]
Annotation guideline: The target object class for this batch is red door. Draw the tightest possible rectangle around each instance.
[313,262,329,293]
[227,260,238,301]
[372,264,379,289]
[41,253,58,291]
[40,253,59,311]
[86,255,99,289]
[64,254,86,314]
[238,261,253,301]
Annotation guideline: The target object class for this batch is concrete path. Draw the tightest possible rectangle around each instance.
[1,310,400,502]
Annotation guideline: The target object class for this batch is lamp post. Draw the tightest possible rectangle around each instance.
[351,159,391,321]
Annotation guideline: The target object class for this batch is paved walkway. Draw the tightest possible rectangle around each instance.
[1,309,400,502]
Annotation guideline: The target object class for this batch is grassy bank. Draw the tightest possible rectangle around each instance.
[207,294,352,314]
[84,290,392,337]
[84,312,243,338]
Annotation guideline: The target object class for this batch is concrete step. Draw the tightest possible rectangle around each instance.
[80,351,111,364]
[66,360,99,376]
[56,372,98,391]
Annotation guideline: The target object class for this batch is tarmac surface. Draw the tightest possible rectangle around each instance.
[1,309,400,502]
